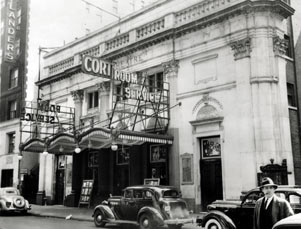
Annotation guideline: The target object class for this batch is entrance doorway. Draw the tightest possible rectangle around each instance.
[1,169,13,187]
[199,137,223,210]
[55,156,65,204]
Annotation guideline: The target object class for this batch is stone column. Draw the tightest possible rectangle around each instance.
[228,37,257,195]
[250,32,294,184]
[97,81,111,127]
[64,90,84,207]
[162,60,180,188]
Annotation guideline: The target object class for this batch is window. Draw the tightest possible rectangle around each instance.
[284,34,292,58]
[8,100,17,119]
[7,132,15,154]
[9,68,18,88]
[148,72,163,93]
[115,82,128,101]
[88,91,98,109]
[287,83,296,107]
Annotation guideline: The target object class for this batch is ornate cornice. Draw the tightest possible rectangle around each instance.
[230,37,252,60]
[71,90,84,102]
[40,0,294,87]
[162,59,179,75]
[273,36,288,56]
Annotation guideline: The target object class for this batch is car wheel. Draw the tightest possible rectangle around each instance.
[139,213,157,229]
[204,218,226,229]
[94,210,106,227]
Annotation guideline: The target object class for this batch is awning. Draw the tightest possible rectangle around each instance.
[20,127,173,154]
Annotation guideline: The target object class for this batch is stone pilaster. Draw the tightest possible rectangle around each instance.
[230,37,252,60]
[71,90,84,128]
[97,81,111,126]
[162,59,180,189]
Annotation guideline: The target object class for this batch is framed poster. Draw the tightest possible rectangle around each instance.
[201,137,221,158]
[150,144,167,163]
[116,147,130,165]
[88,151,98,168]
[144,178,160,185]
[181,153,194,185]
[78,179,94,208]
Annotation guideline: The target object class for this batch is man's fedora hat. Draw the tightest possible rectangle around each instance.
[260,177,278,189]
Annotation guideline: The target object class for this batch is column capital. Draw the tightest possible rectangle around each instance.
[273,36,288,56]
[71,90,84,102]
[97,81,111,94]
[162,59,179,75]
[230,37,252,60]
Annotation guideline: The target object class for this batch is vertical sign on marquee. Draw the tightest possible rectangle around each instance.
[4,0,18,62]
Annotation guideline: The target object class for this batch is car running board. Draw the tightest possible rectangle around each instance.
[104,219,139,225]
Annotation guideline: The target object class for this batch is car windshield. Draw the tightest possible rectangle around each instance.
[0,188,19,195]
[162,189,179,198]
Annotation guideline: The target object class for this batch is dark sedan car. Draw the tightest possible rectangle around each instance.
[92,185,194,229]
[199,186,301,229]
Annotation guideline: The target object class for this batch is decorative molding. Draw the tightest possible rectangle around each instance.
[230,37,252,60]
[177,81,236,101]
[273,36,288,56]
[71,90,84,102]
[162,59,179,75]
[192,94,223,114]
[250,76,279,84]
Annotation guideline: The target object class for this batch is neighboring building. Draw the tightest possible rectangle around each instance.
[20,0,300,212]
[291,0,301,186]
[0,0,38,202]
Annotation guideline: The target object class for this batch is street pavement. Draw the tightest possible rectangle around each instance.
[6,204,202,229]
[0,214,107,229]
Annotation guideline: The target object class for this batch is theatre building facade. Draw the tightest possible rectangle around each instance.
[20,0,300,211]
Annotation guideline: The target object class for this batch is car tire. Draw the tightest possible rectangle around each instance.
[204,218,227,229]
[94,209,106,227]
[139,213,157,229]
[21,210,28,215]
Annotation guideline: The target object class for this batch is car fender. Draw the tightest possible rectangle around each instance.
[93,204,115,220]
[0,199,7,210]
[202,210,236,229]
[137,206,164,226]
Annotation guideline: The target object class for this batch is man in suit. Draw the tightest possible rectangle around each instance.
[254,177,294,229]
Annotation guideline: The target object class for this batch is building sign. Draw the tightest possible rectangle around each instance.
[82,55,162,103]
[20,101,61,124]
[20,100,75,139]
[82,55,170,132]
[4,0,18,62]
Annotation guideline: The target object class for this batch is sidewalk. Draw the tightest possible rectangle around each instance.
[29,204,94,222]
[29,204,204,228]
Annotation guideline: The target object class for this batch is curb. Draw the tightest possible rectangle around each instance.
[29,212,94,222]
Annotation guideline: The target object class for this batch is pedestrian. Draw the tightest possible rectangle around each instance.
[253,177,294,229]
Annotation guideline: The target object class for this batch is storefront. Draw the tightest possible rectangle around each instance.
[19,0,299,212]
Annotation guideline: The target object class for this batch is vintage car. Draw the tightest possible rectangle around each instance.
[272,213,301,229]
[198,186,301,229]
[0,187,31,214]
[92,185,194,229]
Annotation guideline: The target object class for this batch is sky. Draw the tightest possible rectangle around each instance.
[27,0,157,100]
